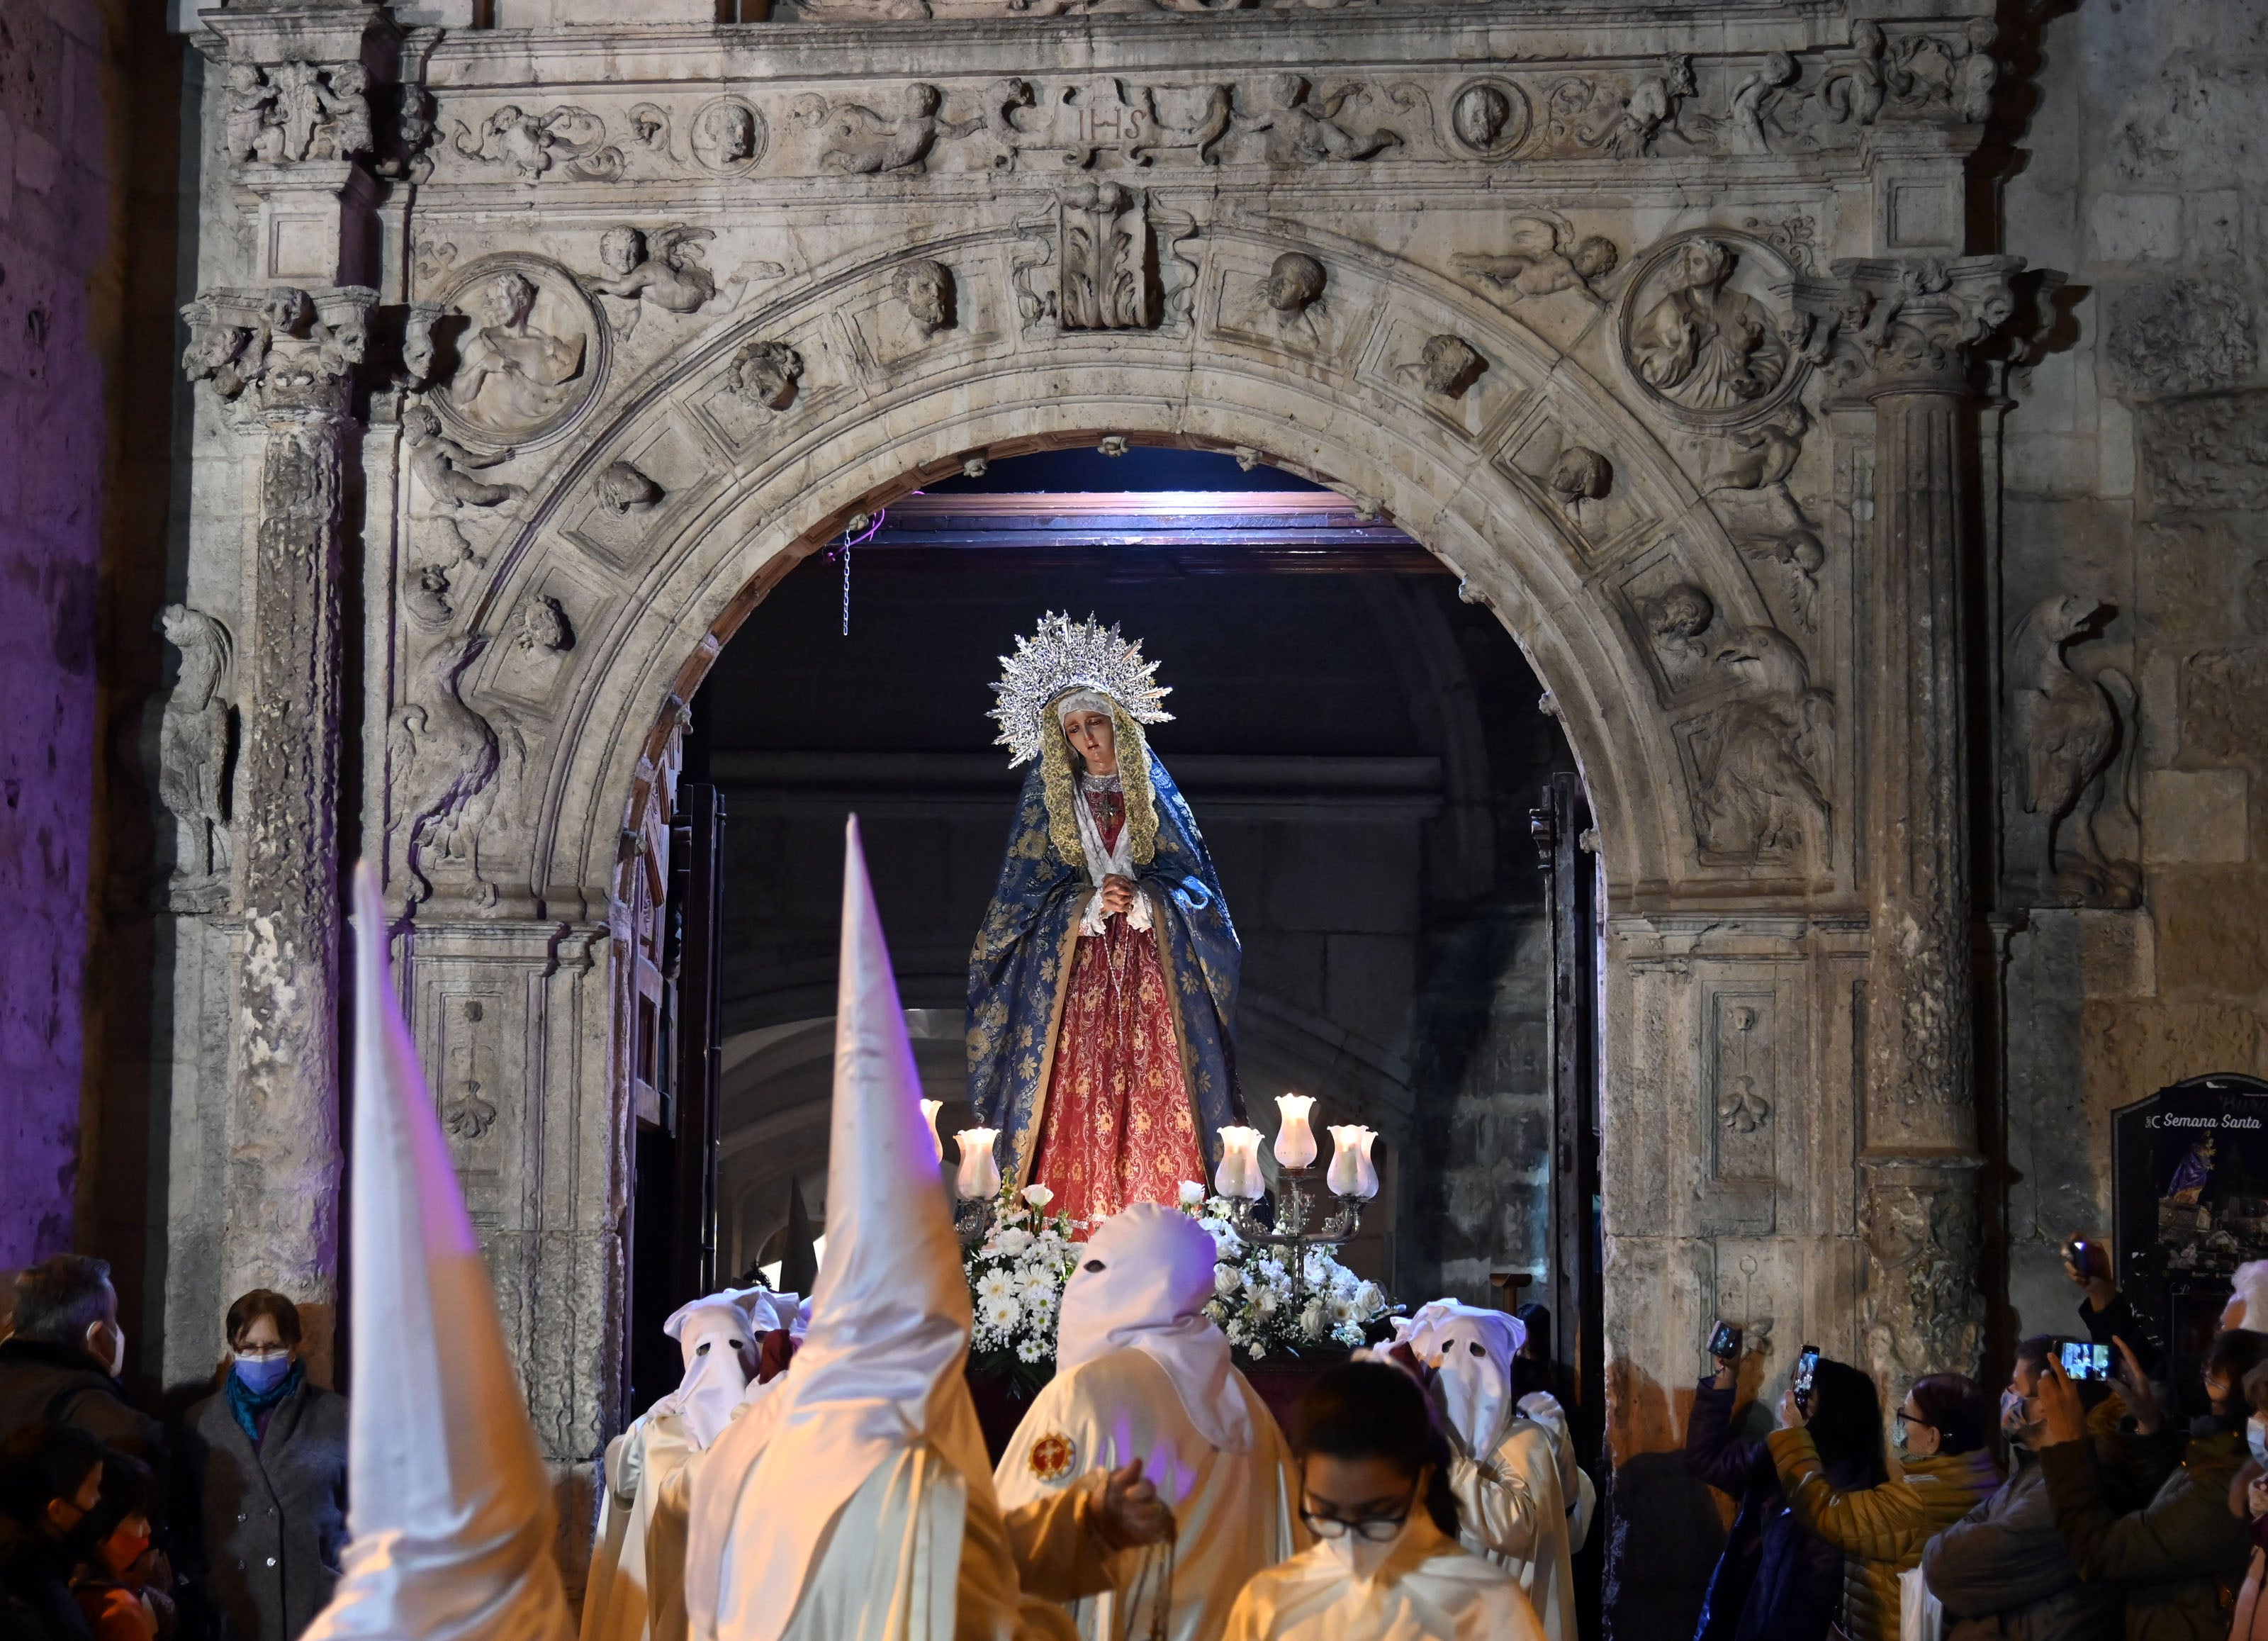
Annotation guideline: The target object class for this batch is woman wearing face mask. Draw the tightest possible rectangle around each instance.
[1921,1339,2125,1641]
[2219,1360,2268,1640]
[1764,1370,1999,1641]
[70,1451,168,1641]
[2033,1326,2268,1640]
[1221,1361,1546,1640]
[181,1291,347,1641]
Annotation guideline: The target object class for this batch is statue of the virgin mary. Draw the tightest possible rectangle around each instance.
[967,613,1244,1228]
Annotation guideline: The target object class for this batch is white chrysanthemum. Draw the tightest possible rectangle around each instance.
[976,1269,1018,1304]
[1253,1289,1279,1317]
[1016,1337,1048,1363]
[982,1293,1022,1331]
[1329,1296,1357,1325]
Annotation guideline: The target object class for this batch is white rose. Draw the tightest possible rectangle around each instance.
[994,1227,1033,1258]
[1354,1281,1385,1316]
[1213,1264,1243,1297]
[1022,1184,1055,1209]
[1179,1180,1206,1206]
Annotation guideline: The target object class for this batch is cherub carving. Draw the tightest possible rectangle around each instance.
[1619,56,1696,155]
[515,595,574,656]
[1453,215,1619,304]
[801,84,979,176]
[588,227,718,315]
[595,461,663,515]
[225,65,282,162]
[1710,408,1809,494]
[310,63,372,161]
[1818,21,1888,125]
[893,260,955,337]
[731,340,804,410]
[1548,444,1613,531]
[1257,252,1327,340]
[1403,335,1486,398]
[1727,52,1798,157]
[404,403,524,510]
[452,106,558,180]
[1646,583,1716,660]
[1254,76,1400,164]
[1742,527,1826,632]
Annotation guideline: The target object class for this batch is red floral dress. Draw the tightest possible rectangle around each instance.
[1028,785,1208,1231]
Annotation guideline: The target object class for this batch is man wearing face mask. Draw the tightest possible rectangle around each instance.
[2032,1327,2268,1637]
[181,1289,347,1641]
[0,1420,108,1641]
[1393,1301,1575,1641]
[0,1260,161,1482]
[1920,1339,2123,1641]
[993,1202,1301,1641]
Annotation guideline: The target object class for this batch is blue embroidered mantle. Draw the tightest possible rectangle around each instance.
[966,752,1244,1187]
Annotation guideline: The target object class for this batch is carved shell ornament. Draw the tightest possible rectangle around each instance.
[424,254,607,452]
[1618,230,1808,430]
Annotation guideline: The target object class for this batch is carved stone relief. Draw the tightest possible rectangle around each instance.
[797,83,987,174]
[587,227,721,317]
[1710,995,1777,1180]
[1445,79,1530,158]
[404,403,523,511]
[1404,334,1486,398]
[1254,76,1400,164]
[690,97,768,175]
[451,105,624,181]
[2105,279,2257,399]
[515,595,576,657]
[2006,595,2141,907]
[1542,55,1695,158]
[1546,444,1612,531]
[427,258,602,449]
[225,60,371,167]
[1453,215,1618,305]
[388,632,523,909]
[1260,252,1327,327]
[893,259,956,337]
[1687,626,1834,865]
[155,605,235,904]
[1621,233,1801,423]
[730,340,805,410]
[595,461,663,515]
[1059,184,1177,330]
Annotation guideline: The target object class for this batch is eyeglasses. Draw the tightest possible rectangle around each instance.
[1895,1411,1930,1427]
[1301,1483,1419,1542]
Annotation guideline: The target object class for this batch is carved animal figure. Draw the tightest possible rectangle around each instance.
[390,633,512,903]
[1692,625,1833,861]
[2009,594,2138,904]
[1454,215,1619,303]
[1819,20,1888,125]
[806,84,979,175]
[1711,409,1809,493]
[451,106,556,179]
[404,404,524,510]
[156,605,234,880]
[589,225,718,315]
[1257,76,1400,164]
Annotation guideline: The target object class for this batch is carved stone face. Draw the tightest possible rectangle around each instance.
[734,341,803,409]
[901,84,941,118]
[1419,334,1485,396]
[1673,239,1734,295]
[696,103,755,164]
[478,272,537,330]
[403,404,442,444]
[895,262,952,335]
[1649,584,1715,644]
[1571,237,1620,280]
[1264,252,1327,315]
[1452,84,1511,151]
[600,228,644,275]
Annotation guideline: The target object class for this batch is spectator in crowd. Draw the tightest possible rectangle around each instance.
[180,1293,345,1641]
[2034,1325,2268,1638]
[0,1262,161,1475]
[2221,1358,2268,1640]
[0,1421,107,1641]
[1766,1370,2000,1641]
[1683,1339,1842,1641]
[1220,1361,1544,1640]
[2065,1236,2162,1377]
[67,1452,165,1641]
[1923,1339,2126,1641]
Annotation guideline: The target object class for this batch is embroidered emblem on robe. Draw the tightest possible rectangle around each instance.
[1028,1431,1077,1482]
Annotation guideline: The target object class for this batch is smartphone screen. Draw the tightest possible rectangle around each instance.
[1793,1345,1820,1409]
[2059,1340,2111,1382]
[1708,1321,1741,1359]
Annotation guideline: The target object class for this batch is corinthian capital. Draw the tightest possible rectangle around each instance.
[181,284,376,421]
[1790,254,2028,396]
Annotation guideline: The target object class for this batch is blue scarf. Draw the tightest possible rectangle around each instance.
[225,1360,304,1446]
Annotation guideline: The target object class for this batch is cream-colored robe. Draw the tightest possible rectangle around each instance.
[994,1348,1303,1641]
[1220,1515,1546,1641]
[583,1413,698,1641]
[1448,1418,1574,1641]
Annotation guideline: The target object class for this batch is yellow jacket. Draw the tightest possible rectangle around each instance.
[1765,1426,2002,1641]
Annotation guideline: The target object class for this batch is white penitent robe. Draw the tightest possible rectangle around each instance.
[1447,1418,1574,1641]
[1220,1515,1546,1641]
[994,1349,1301,1641]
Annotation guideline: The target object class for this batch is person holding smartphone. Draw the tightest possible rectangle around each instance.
[2033,1325,2268,1637]
[2064,1236,2164,1379]
[1682,1327,1841,1641]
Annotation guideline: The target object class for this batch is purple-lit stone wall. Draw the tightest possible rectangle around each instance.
[0,2,111,1265]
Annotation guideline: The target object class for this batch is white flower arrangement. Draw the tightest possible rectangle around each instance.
[964,1184,1082,1389]
[1178,1184,1391,1362]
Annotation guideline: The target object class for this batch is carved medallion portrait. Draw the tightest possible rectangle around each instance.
[1447,79,1531,159]
[690,96,768,176]
[1617,231,1803,427]
[429,254,605,450]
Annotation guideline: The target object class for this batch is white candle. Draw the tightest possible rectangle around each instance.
[1273,1093,1318,1170]
[953,1128,1001,1201]
[920,1099,945,1164]
[1326,1125,1366,1197]
[1216,1126,1266,1202]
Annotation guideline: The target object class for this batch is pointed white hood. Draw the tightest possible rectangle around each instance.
[701,817,1000,1641]
[655,1288,802,1452]
[1401,1300,1525,1460]
[301,863,573,1641]
[1056,1203,1252,1452]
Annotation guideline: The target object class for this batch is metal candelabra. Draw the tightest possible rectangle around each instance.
[1218,1165,1366,1308]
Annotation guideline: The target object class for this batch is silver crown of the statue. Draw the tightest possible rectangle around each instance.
[989,611,1174,768]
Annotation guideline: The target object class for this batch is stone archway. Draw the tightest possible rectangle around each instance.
[160,11,2027,1611]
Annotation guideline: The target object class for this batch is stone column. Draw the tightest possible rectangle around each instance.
[1808,257,2022,1382]
[180,285,376,1328]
